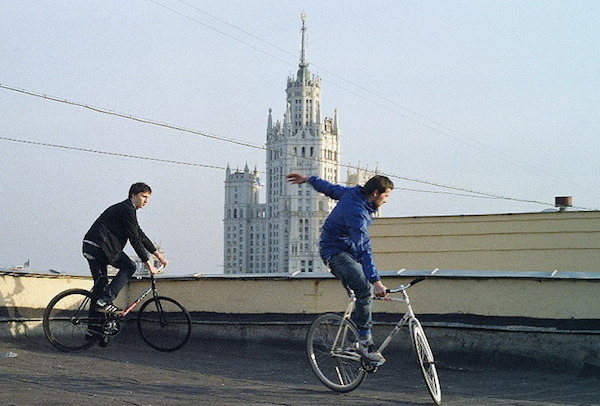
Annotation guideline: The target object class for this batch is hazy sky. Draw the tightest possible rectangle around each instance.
[1,1,599,275]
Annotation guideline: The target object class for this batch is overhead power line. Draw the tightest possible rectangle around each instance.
[150,1,595,198]
[0,82,572,209]
[0,133,557,206]
[0,135,226,170]
[0,83,265,151]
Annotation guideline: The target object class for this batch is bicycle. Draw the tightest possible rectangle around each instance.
[43,266,192,353]
[306,277,442,405]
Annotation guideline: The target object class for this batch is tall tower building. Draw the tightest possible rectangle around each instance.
[223,163,266,274]
[224,13,340,275]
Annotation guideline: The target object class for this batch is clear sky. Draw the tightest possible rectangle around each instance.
[1,1,599,275]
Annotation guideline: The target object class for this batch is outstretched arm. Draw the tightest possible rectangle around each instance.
[288,173,348,200]
[286,173,309,184]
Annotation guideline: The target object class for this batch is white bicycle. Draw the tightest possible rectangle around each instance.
[306,277,442,404]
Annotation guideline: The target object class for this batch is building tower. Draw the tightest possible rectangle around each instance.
[223,163,266,274]
[223,13,340,275]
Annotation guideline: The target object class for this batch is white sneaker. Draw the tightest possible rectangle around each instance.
[358,339,385,364]
[95,299,123,315]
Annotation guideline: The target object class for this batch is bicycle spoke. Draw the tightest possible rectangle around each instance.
[43,289,99,352]
[306,313,366,392]
[410,319,442,405]
[137,296,191,352]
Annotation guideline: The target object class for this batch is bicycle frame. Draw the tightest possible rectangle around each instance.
[375,287,416,354]
[307,277,441,404]
[337,278,423,357]
[95,265,164,319]
[120,274,158,317]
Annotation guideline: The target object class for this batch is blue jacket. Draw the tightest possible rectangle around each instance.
[308,176,380,283]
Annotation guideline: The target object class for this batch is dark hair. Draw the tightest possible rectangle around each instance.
[362,175,394,196]
[128,182,152,198]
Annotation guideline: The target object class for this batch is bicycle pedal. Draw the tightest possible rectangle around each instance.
[362,356,385,369]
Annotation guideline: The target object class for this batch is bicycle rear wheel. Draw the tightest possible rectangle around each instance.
[409,318,442,405]
[43,289,101,352]
[306,313,367,392]
[136,296,191,352]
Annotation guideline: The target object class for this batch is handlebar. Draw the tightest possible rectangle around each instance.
[144,264,165,280]
[386,277,426,294]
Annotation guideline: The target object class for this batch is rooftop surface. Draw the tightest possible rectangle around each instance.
[0,333,599,405]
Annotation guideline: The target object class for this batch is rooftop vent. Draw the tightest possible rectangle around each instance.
[555,196,573,212]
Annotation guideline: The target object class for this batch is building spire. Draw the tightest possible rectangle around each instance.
[296,12,311,85]
[267,108,273,130]
[300,12,308,68]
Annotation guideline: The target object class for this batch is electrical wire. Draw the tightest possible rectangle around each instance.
[0,83,265,151]
[1,6,590,208]
[0,130,544,205]
[3,82,591,210]
[150,0,596,197]
[0,135,225,170]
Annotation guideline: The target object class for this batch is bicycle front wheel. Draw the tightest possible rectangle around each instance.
[43,289,100,352]
[410,318,442,405]
[306,313,367,392]
[136,296,191,352]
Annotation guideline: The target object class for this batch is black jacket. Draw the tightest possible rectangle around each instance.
[84,199,155,264]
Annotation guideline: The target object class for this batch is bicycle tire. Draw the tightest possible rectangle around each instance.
[409,318,442,405]
[43,289,101,352]
[306,313,367,392]
[136,296,191,352]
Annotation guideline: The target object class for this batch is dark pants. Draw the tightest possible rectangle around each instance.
[83,244,137,303]
[327,252,373,336]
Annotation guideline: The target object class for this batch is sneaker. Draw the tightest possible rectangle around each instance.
[358,339,385,364]
[95,299,123,315]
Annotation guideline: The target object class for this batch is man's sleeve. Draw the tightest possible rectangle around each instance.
[347,213,380,283]
[139,227,156,255]
[307,176,348,200]
[123,208,153,262]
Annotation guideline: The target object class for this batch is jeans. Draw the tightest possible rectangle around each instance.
[327,252,373,334]
[83,244,137,303]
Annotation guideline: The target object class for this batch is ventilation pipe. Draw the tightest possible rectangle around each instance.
[555,196,573,212]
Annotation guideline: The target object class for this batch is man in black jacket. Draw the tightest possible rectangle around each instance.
[82,182,168,314]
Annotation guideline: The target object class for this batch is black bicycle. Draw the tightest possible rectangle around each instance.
[43,266,191,352]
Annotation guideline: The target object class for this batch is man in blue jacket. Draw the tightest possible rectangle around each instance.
[287,173,394,364]
[82,182,168,314]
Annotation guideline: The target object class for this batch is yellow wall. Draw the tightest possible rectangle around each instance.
[5,211,600,369]
[2,211,600,325]
[121,277,348,315]
[4,272,599,371]
[2,272,600,320]
[0,274,91,311]
[370,211,600,273]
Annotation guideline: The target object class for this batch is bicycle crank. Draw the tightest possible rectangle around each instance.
[361,359,380,373]
[102,319,121,335]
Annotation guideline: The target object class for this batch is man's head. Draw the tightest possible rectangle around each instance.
[362,175,394,209]
[129,182,152,209]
